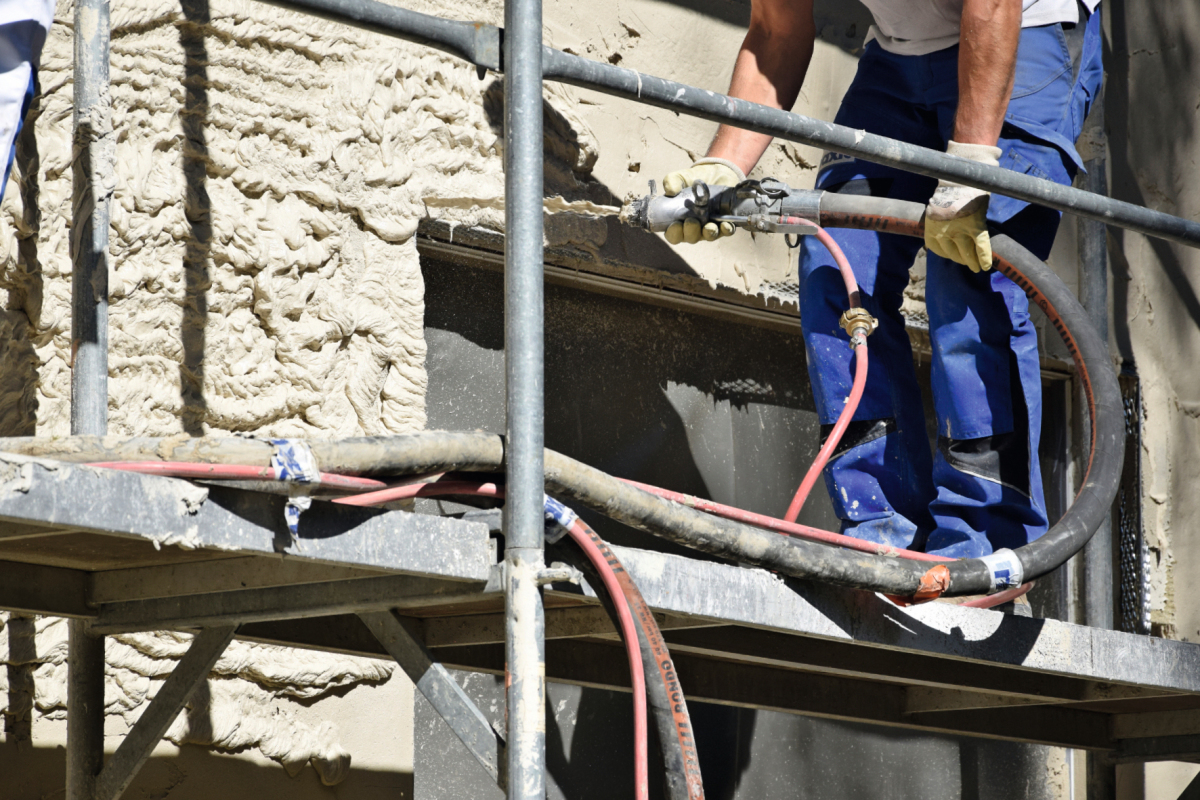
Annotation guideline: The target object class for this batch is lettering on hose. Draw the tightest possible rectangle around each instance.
[595,532,704,795]
[819,151,855,170]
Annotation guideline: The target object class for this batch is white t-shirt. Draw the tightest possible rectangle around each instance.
[0,0,56,196]
[0,0,55,31]
[862,0,1101,56]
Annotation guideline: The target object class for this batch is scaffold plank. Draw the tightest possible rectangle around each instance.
[0,452,492,578]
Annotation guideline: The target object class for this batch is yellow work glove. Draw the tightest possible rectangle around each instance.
[661,157,745,244]
[924,140,1003,273]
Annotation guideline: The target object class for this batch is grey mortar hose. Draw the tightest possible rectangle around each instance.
[816,193,1125,585]
[0,199,1122,597]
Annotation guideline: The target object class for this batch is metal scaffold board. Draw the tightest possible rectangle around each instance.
[1,450,1198,763]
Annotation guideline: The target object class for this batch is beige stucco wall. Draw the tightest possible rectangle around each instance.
[6,0,1195,796]
[1104,0,1200,796]
[0,0,865,794]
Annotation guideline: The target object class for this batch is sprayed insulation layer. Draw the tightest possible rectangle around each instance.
[3,0,460,437]
[0,0,536,781]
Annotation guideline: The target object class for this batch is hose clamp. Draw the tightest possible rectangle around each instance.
[839,308,878,347]
[979,548,1024,592]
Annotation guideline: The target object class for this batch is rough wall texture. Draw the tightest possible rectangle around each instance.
[3,0,509,440]
[1108,0,1200,645]
[0,0,521,788]
[0,0,1136,795]
[1107,1,1200,795]
[0,614,393,784]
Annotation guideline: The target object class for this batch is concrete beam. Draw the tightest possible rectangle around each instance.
[90,556,385,604]
[431,639,1116,750]
[421,605,712,648]
[1113,708,1200,740]
[0,559,92,617]
[608,545,1200,697]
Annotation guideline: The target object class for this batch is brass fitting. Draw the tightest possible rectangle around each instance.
[839,307,878,346]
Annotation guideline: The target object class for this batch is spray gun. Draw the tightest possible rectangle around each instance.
[624,177,826,244]
[624,176,879,348]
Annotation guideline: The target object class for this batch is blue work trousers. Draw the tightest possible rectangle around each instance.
[799,11,1102,558]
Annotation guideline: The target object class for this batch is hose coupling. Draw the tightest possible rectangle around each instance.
[839,308,878,348]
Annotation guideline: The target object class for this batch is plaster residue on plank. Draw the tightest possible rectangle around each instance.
[0,614,393,784]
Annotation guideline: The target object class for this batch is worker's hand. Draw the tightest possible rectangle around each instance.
[924,141,1003,273]
[661,157,745,244]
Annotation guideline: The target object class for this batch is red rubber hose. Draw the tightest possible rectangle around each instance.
[341,483,649,798]
[346,475,949,565]
[959,582,1034,608]
[88,461,387,492]
[783,223,866,524]
[364,479,1026,607]
[569,518,706,800]
[783,342,869,524]
[332,480,503,506]
[564,519,650,800]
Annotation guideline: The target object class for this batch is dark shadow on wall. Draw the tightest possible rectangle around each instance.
[1106,0,1200,363]
[0,74,44,437]
[3,615,36,746]
[179,0,212,435]
[481,81,622,210]
[0,740,414,800]
[420,257,839,552]
[415,668,1066,800]
[476,82,731,286]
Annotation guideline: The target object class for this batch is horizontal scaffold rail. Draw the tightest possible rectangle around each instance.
[257,0,1200,250]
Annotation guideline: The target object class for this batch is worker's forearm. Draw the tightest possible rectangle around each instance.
[954,0,1022,146]
[707,6,815,176]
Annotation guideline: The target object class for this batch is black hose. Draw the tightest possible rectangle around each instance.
[550,532,704,800]
[818,195,1125,584]
[0,211,1121,596]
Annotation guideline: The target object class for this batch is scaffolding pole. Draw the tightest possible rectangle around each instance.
[71,0,111,436]
[502,0,548,795]
[1078,86,1117,800]
[68,0,112,796]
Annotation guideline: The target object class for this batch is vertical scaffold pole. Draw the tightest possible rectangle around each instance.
[68,0,112,797]
[66,623,105,800]
[1079,97,1112,634]
[1079,85,1117,800]
[71,0,111,434]
[503,0,547,794]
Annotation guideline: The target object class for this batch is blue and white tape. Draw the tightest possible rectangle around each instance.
[544,495,579,529]
[270,439,320,483]
[271,439,320,536]
[282,496,312,537]
[979,548,1024,592]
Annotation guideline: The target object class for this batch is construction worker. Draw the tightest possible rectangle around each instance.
[662,0,1102,558]
[0,0,55,202]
